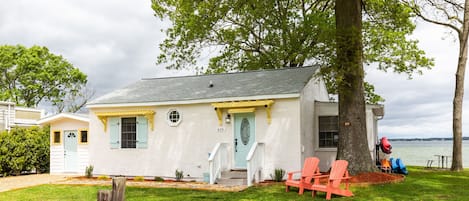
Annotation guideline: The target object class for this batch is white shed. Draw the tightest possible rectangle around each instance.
[38,113,89,174]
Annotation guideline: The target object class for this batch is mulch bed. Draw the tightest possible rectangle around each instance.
[350,172,404,186]
[260,172,404,187]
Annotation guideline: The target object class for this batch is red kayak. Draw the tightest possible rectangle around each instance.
[380,137,392,154]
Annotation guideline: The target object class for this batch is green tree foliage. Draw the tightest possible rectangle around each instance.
[0,45,87,107]
[0,126,50,176]
[151,0,434,103]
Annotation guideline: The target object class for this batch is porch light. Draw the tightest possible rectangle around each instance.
[225,114,231,124]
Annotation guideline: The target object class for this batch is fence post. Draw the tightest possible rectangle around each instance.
[97,190,112,201]
[111,177,126,201]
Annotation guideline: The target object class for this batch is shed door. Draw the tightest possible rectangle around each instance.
[64,130,78,172]
[234,113,255,168]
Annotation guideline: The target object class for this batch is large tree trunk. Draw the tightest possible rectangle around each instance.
[452,0,469,171]
[335,0,376,175]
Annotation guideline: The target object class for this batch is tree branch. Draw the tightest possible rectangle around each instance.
[410,1,462,34]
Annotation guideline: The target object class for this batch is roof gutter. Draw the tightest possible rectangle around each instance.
[87,93,300,109]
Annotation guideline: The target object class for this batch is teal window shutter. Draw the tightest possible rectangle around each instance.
[136,116,148,149]
[109,117,120,149]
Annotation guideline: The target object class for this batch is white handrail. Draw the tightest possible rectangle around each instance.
[246,142,265,186]
[208,142,229,184]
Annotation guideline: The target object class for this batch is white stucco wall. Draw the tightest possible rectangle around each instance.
[89,98,302,180]
[313,102,382,171]
[299,77,330,167]
[49,118,89,174]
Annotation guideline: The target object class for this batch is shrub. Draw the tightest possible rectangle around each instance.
[270,168,286,182]
[134,176,145,181]
[175,169,184,181]
[154,176,164,182]
[0,126,50,176]
[97,175,109,180]
[85,165,94,178]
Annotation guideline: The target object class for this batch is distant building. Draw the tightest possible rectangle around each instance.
[0,101,43,131]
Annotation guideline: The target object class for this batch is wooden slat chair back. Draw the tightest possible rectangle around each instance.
[285,157,321,195]
[310,160,353,200]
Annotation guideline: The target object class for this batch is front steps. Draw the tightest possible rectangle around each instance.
[216,170,247,186]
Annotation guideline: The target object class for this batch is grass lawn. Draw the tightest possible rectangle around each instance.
[1,166,468,201]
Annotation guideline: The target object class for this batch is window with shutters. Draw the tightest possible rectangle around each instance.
[318,116,339,148]
[109,116,148,149]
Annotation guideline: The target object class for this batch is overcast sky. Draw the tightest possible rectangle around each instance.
[1,0,467,139]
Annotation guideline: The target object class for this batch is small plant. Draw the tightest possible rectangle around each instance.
[134,176,145,181]
[97,175,109,180]
[85,165,94,178]
[270,168,286,182]
[175,169,184,181]
[154,176,164,182]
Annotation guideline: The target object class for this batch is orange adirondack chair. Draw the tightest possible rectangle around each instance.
[285,157,321,194]
[309,160,353,200]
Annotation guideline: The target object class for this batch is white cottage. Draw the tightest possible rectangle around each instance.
[86,67,383,185]
[38,113,90,174]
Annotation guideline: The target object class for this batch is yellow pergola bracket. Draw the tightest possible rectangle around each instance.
[95,110,156,132]
[265,106,272,124]
[98,116,108,132]
[214,108,223,126]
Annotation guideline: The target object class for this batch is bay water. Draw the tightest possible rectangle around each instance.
[388,140,469,168]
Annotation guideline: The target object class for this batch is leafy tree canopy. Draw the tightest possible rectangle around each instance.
[0,45,87,107]
[151,0,434,103]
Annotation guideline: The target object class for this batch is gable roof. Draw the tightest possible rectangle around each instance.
[37,113,89,125]
[88,66,319,107]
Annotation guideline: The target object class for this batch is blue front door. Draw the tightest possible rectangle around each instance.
[64,130,78,172]
[234,113,255,168]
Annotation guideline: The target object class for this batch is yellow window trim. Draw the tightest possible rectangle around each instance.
[211,100,274,125]
[95,110,156,132]
[52,130,62,145]
[78,129,88,145]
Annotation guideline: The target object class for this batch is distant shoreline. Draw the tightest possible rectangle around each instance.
[389,137,469,141]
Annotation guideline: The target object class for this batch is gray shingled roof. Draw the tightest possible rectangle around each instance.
[88,66,319,105]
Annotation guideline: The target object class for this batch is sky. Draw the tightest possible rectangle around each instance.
[0,0,467,139]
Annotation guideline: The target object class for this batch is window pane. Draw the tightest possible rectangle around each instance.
[81,130,88,143]
[319,116,338,148]
[121,117,136,148]
[53,131,60,143]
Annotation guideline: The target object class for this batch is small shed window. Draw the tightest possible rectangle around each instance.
[318,116,339,148]
[167,109,182,126]
[53,131,61,144]
[80,130,88,144]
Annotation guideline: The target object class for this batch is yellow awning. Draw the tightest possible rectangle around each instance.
[228,108,256,114]
[95,110,156,132]
[211,100,274,125]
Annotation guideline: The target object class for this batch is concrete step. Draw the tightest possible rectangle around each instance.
[216,178,247,186]
[216,170,247,186]
[221,170,247,179]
